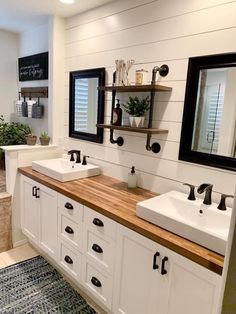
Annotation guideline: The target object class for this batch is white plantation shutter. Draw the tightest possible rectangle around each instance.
[74,78,89,132]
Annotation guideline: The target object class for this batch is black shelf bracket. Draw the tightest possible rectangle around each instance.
[110,129,124,146]
[146,134,161,154]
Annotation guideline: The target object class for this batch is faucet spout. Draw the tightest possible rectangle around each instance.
[197,183,213,205]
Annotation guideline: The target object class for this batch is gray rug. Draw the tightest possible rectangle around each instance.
[0,255,97,313]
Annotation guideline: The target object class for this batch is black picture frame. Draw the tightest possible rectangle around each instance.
[69,67,105,143]
[179,53,236,172]
[18,52,48,81]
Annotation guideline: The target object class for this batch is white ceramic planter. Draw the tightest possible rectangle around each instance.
[134,117,144,127]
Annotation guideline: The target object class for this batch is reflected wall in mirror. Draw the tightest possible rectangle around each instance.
[179,53,236,171]
[69,67,105,143]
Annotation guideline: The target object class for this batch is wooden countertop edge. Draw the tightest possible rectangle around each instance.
[18,167,224,275]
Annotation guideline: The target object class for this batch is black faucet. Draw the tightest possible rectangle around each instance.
[217,194,234,211]
[183,183,196,200]
[197,183,213,205]
[68,150,81,163]
[82,155,89,165]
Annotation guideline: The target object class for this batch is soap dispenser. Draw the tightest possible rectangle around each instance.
[112,99,122,126]
[128,166,137,188]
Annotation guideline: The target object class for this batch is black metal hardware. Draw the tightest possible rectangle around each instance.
[217,194,234,211]
[92,243,103,254]
[91,276,102,288]
[65,202,74,210]
[197,183,213,205]
[161,256,168,275]
[93,218,104,227]
[68,150,76,162]
[65,226,74,234]
[146,134,161,154]
[82,155,90,165]
[153,251,160,270]
[35,187,40,199]
[32,186,37,197]
[64,255,73,264]
[75,151,81,163]
[110,129,124,146]
[183,183,196,200]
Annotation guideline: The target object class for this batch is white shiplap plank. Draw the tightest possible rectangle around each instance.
[66,2,236,58]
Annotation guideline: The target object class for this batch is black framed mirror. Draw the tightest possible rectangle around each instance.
[69,67,105,143]
[179,53,236,171]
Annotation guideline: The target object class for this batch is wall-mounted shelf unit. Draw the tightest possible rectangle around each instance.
[20,87,48,98]
[97,65,172,153]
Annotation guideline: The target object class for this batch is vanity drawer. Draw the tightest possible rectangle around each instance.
[82,257,113,309]
[83,228,115,275]
[84,206,117,240]
[58,214,83,252]
[58,194,83,223]
[58,240,82,280]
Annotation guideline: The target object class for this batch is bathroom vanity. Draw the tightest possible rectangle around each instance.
[19,167,223,314]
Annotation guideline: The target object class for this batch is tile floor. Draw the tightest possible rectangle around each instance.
[0,243,38,268]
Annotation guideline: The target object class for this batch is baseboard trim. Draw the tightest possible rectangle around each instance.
[13,239,28,248]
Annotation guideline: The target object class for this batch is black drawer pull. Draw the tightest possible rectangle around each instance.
[35,187,40,199]
[91,276,102,288]
[64,255,73,264]
[153,251,160,270]
[65,226,74,234]
[161,256,168,275]
[65,202,73,210]
[93,218,104,227]
[92,244,103,254]
[32,186,37,197]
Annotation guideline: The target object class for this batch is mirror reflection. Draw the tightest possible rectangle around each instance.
[74,77,98,134]
[192,67,236,157]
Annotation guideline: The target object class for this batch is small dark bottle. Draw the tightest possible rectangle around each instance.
[112,99,122,126]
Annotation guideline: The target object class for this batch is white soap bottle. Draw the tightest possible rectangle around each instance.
[128,166,137,188]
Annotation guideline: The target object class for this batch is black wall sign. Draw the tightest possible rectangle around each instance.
[18,52,48,81]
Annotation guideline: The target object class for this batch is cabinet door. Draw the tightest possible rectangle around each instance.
[21,176,39,244]
[38,184,58,260]
[112,225,164,314]
[162,246,222,314]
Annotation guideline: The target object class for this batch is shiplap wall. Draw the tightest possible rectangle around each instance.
[64,0,236,201]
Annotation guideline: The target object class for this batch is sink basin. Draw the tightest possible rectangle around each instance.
[32,158,100,182]
[136,190,231,255]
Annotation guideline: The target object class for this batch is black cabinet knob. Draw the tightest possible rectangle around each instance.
[92,243,103,254]
[64,255,73,264]
[153,251,160,270]
[93,218,104,227]
[161,256,168,275]
[65,202,73,210]
[91,276,102,287]
[65,226,74,234]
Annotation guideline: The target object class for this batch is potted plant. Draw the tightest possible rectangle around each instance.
[123,96,150,127]
[0,115,31,169]
[25,133,37,145]
[39,131,50,146]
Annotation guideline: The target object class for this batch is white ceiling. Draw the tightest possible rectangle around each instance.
[0,0,114,33]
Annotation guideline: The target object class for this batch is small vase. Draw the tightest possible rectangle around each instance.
[129,116,135,127]
[134,117,145,128]
[26,136,37,145]
[40,137,50,146]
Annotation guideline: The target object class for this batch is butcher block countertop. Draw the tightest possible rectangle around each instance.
[18,167,224,275]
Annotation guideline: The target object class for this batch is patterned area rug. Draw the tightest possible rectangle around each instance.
[0,256,97,313]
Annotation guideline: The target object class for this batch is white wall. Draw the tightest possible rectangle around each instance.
[0,29,19,122]
[17,23,49,137]
[63,0,236,202]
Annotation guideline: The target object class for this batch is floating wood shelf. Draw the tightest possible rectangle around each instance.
[21,87,48,98]
[98,84,172,92]
[97,124,169,135]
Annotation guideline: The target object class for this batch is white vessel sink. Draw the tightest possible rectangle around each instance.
[136,190,231,255]
[32,158,100,182]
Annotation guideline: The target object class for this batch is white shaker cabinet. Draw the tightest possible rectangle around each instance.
[112,225,222,314]
[21,175,58,261]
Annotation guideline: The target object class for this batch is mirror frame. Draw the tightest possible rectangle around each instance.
[179,53,236,172]
[69,67,105,143]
